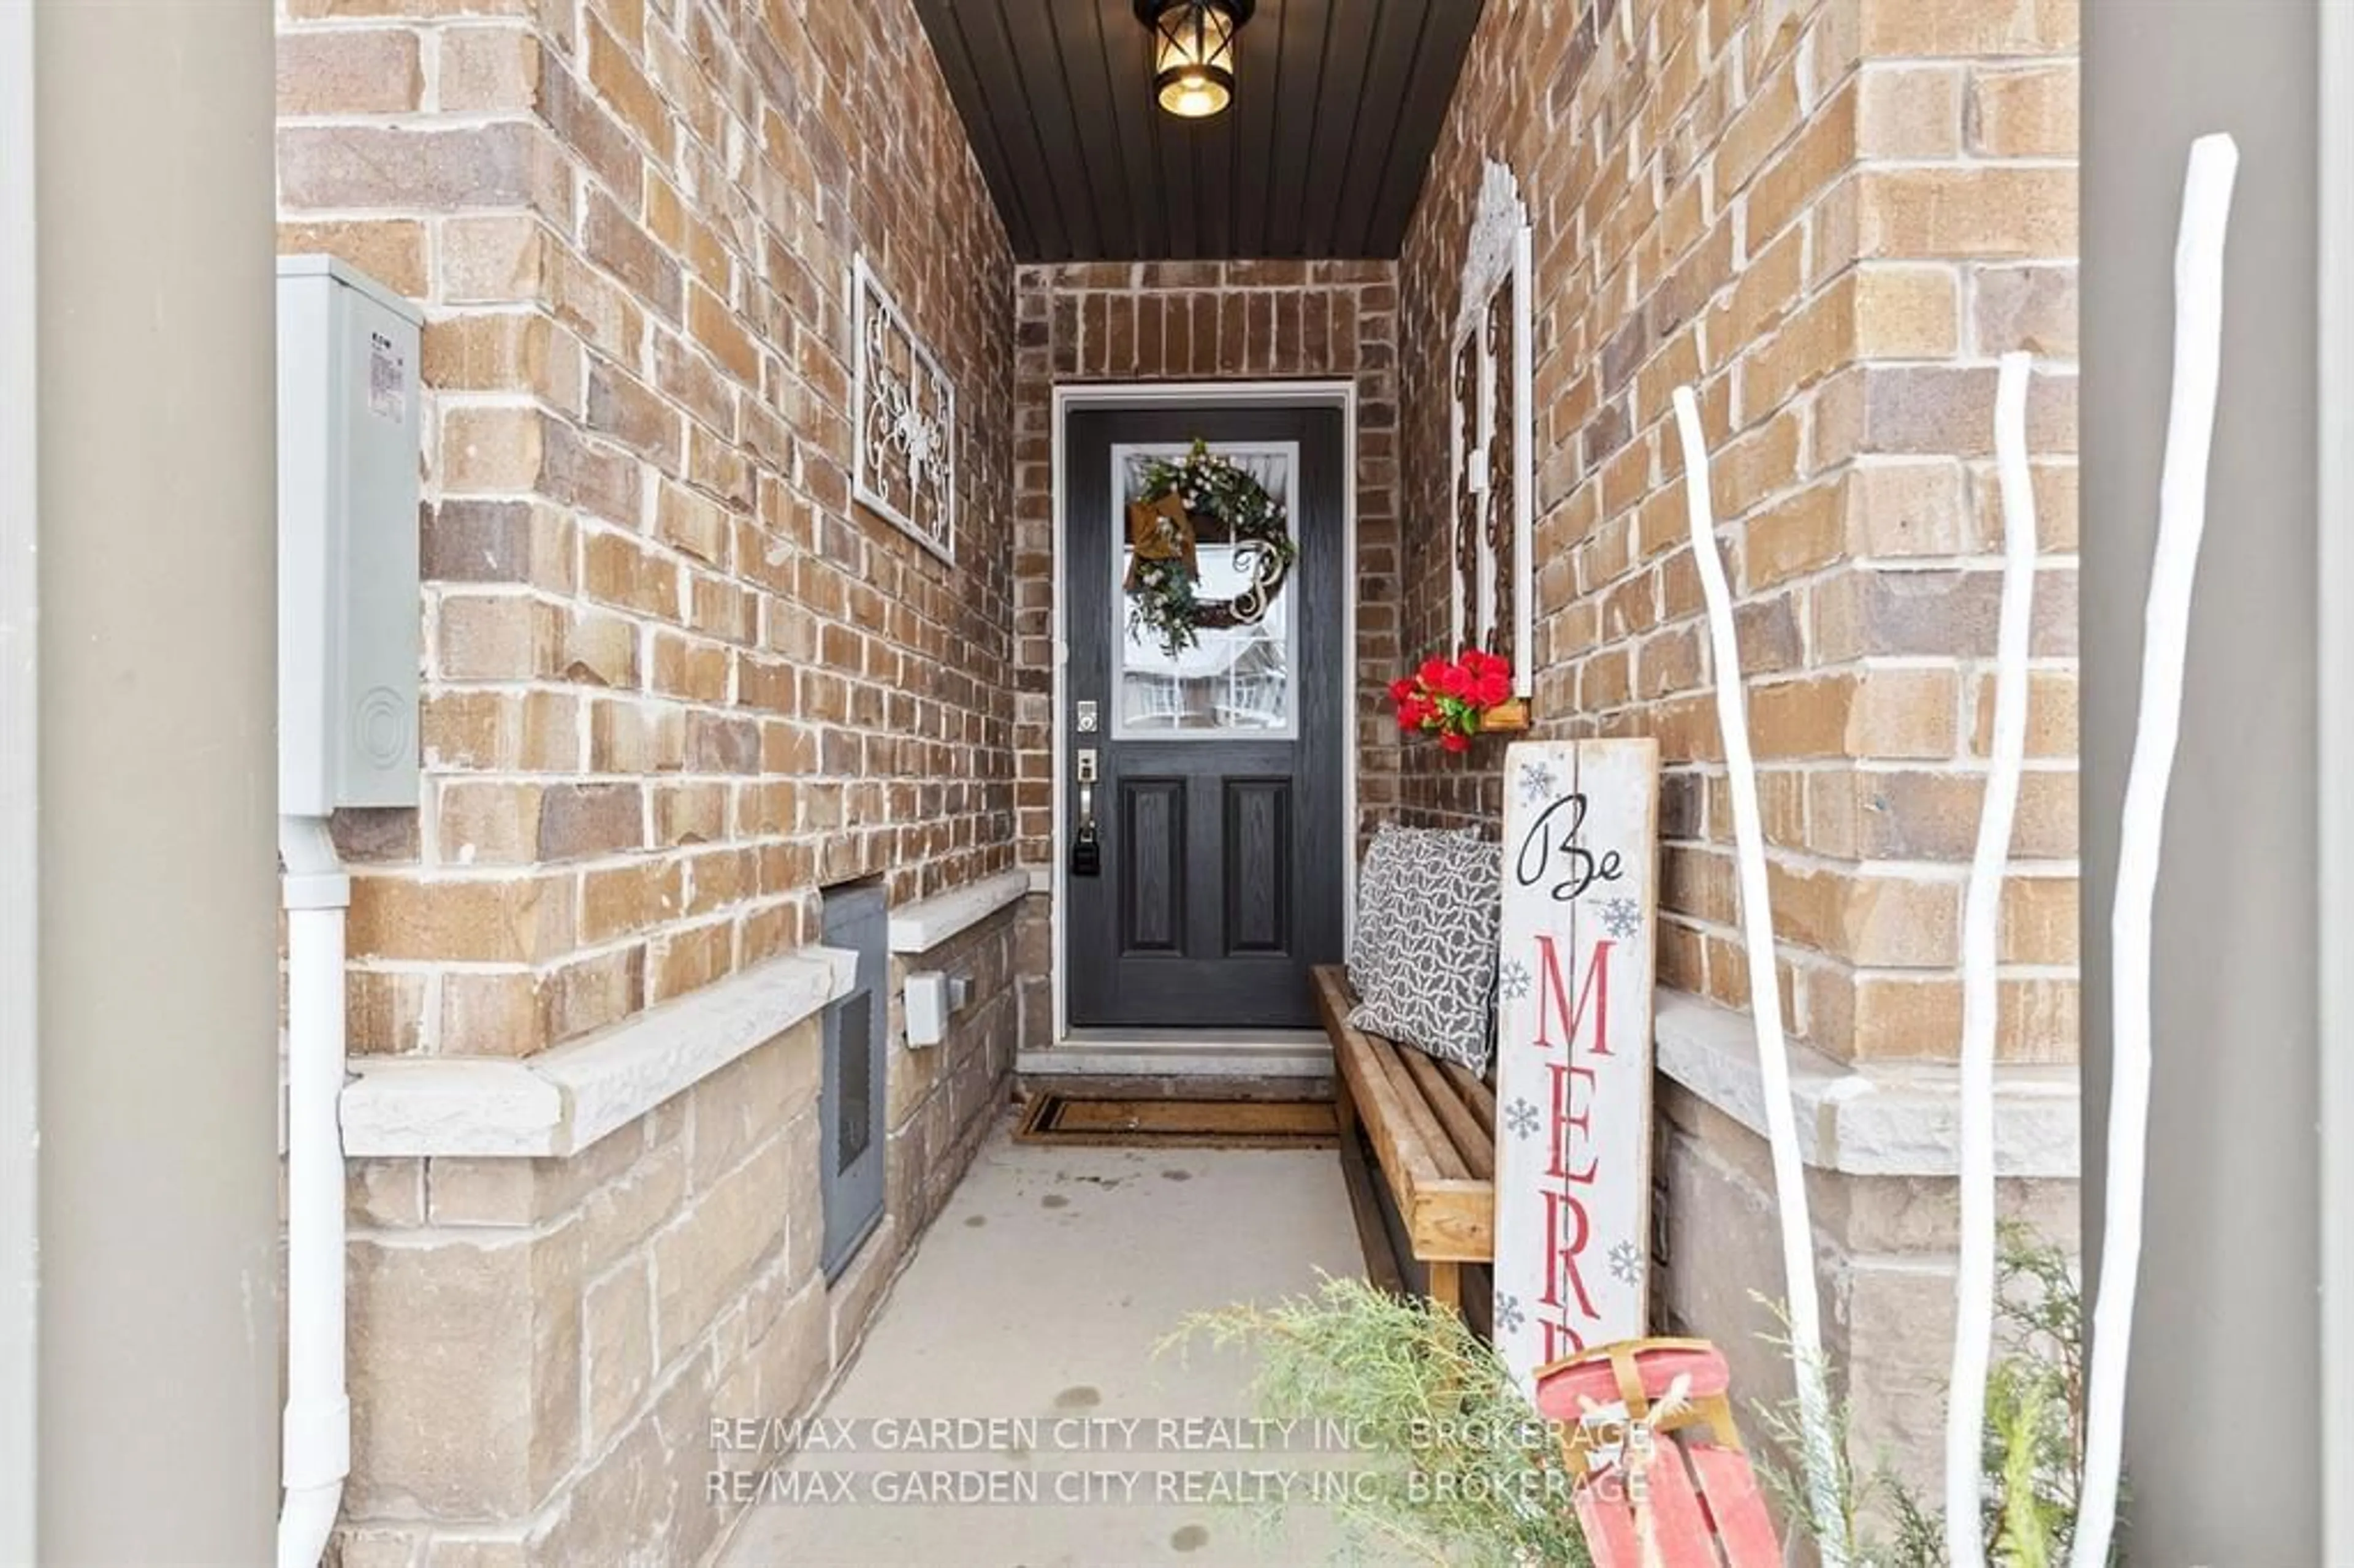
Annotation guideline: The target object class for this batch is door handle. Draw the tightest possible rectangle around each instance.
[1070,748,1101,877]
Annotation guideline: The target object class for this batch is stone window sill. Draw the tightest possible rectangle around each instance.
[886,869,1032,954]
[1653,988,2081,1180]
[339,945,858,1160]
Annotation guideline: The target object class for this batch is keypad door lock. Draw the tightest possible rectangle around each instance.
[1069,748,1102,877]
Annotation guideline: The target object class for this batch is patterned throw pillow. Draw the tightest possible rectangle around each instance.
[1348,824,1477,997]
[1347,824,1408,995]
[1347,829,1501,1074]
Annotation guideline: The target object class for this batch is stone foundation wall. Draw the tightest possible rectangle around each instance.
[1014,891,1054,1059]
[334,905,1019,1566]
[886,908,1024,1233]
[1655,1081,2078,1503]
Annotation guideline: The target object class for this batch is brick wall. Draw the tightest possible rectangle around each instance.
[1398,0,2080,1067]
[1010,261,1404,875]
[1394,0,2082,1501]
[276,1,1021,1559]
[278,0,1018,1064]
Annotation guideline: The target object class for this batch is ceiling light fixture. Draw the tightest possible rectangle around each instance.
[1136,0,1253,120]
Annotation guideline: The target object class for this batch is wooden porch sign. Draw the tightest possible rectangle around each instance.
[1493,739,1659,1391]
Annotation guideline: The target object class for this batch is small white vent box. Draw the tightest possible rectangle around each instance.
[277,256,424,814]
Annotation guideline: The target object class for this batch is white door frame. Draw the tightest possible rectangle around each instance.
[1044,380,1358,1052]
[2319,5,2354,1548]
[1,0,39,1553]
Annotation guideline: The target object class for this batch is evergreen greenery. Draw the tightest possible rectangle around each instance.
[1165,1275,1589,1567]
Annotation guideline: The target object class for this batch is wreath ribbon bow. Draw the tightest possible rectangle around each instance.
[1123,493,1198,590]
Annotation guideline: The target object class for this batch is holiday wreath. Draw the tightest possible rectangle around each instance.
[1126,440,1297,658]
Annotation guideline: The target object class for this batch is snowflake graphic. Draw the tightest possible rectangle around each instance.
[1609,1240,1642,1286]
[1494,1293,1526,1336]
[1504,1097,1541,1140]
[1598,897,1642,941]
[1517,760,1561,807]
[1498,959,1531,1002]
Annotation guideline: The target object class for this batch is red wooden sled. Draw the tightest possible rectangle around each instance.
[1532,1338,1780,1568]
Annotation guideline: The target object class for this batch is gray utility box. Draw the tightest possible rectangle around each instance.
[820,885,888,1281]
[277,255,424,815]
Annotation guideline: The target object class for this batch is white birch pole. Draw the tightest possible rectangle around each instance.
[1943,351,2041,1564]
[1670,387,1844,1566]
[2070,132,2239,1568]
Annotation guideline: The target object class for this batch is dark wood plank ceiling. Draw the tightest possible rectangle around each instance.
[912,0,1484,262]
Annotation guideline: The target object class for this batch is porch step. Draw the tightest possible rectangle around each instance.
[1015,1072,1335,1105]
[1015,1035,1333,1089]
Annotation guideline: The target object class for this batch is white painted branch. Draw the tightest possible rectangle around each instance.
[1945,350,2040,1566]
[1670,387,1844,1566]
[2071,131,2239,1568]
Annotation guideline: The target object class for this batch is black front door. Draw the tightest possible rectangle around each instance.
[1065,405,1347,1030]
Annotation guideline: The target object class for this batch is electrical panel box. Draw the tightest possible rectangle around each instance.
[278,256,424,815]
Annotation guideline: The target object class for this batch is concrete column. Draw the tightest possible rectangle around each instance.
[2082,2,2321,1558]
[33,0,282,1559]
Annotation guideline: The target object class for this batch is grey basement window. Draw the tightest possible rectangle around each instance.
[819,881,887,1279]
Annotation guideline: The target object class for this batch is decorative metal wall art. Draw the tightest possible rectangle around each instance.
[851,254,956,563]
[1450,157,1536,700]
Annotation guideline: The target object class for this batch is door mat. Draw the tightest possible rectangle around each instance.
[1015,1094,1337,1149]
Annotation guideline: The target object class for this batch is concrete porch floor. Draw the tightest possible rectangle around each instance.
[718,1114,1391,1567]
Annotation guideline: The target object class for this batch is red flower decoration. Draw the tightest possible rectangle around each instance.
[1387,647,1517,755]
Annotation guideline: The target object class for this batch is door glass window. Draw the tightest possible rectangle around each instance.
[1111,442,1299,738]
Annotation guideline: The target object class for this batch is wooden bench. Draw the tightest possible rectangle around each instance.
[1311,964,1495,1311]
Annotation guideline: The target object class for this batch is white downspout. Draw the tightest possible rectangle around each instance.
[277,814,349,1568]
